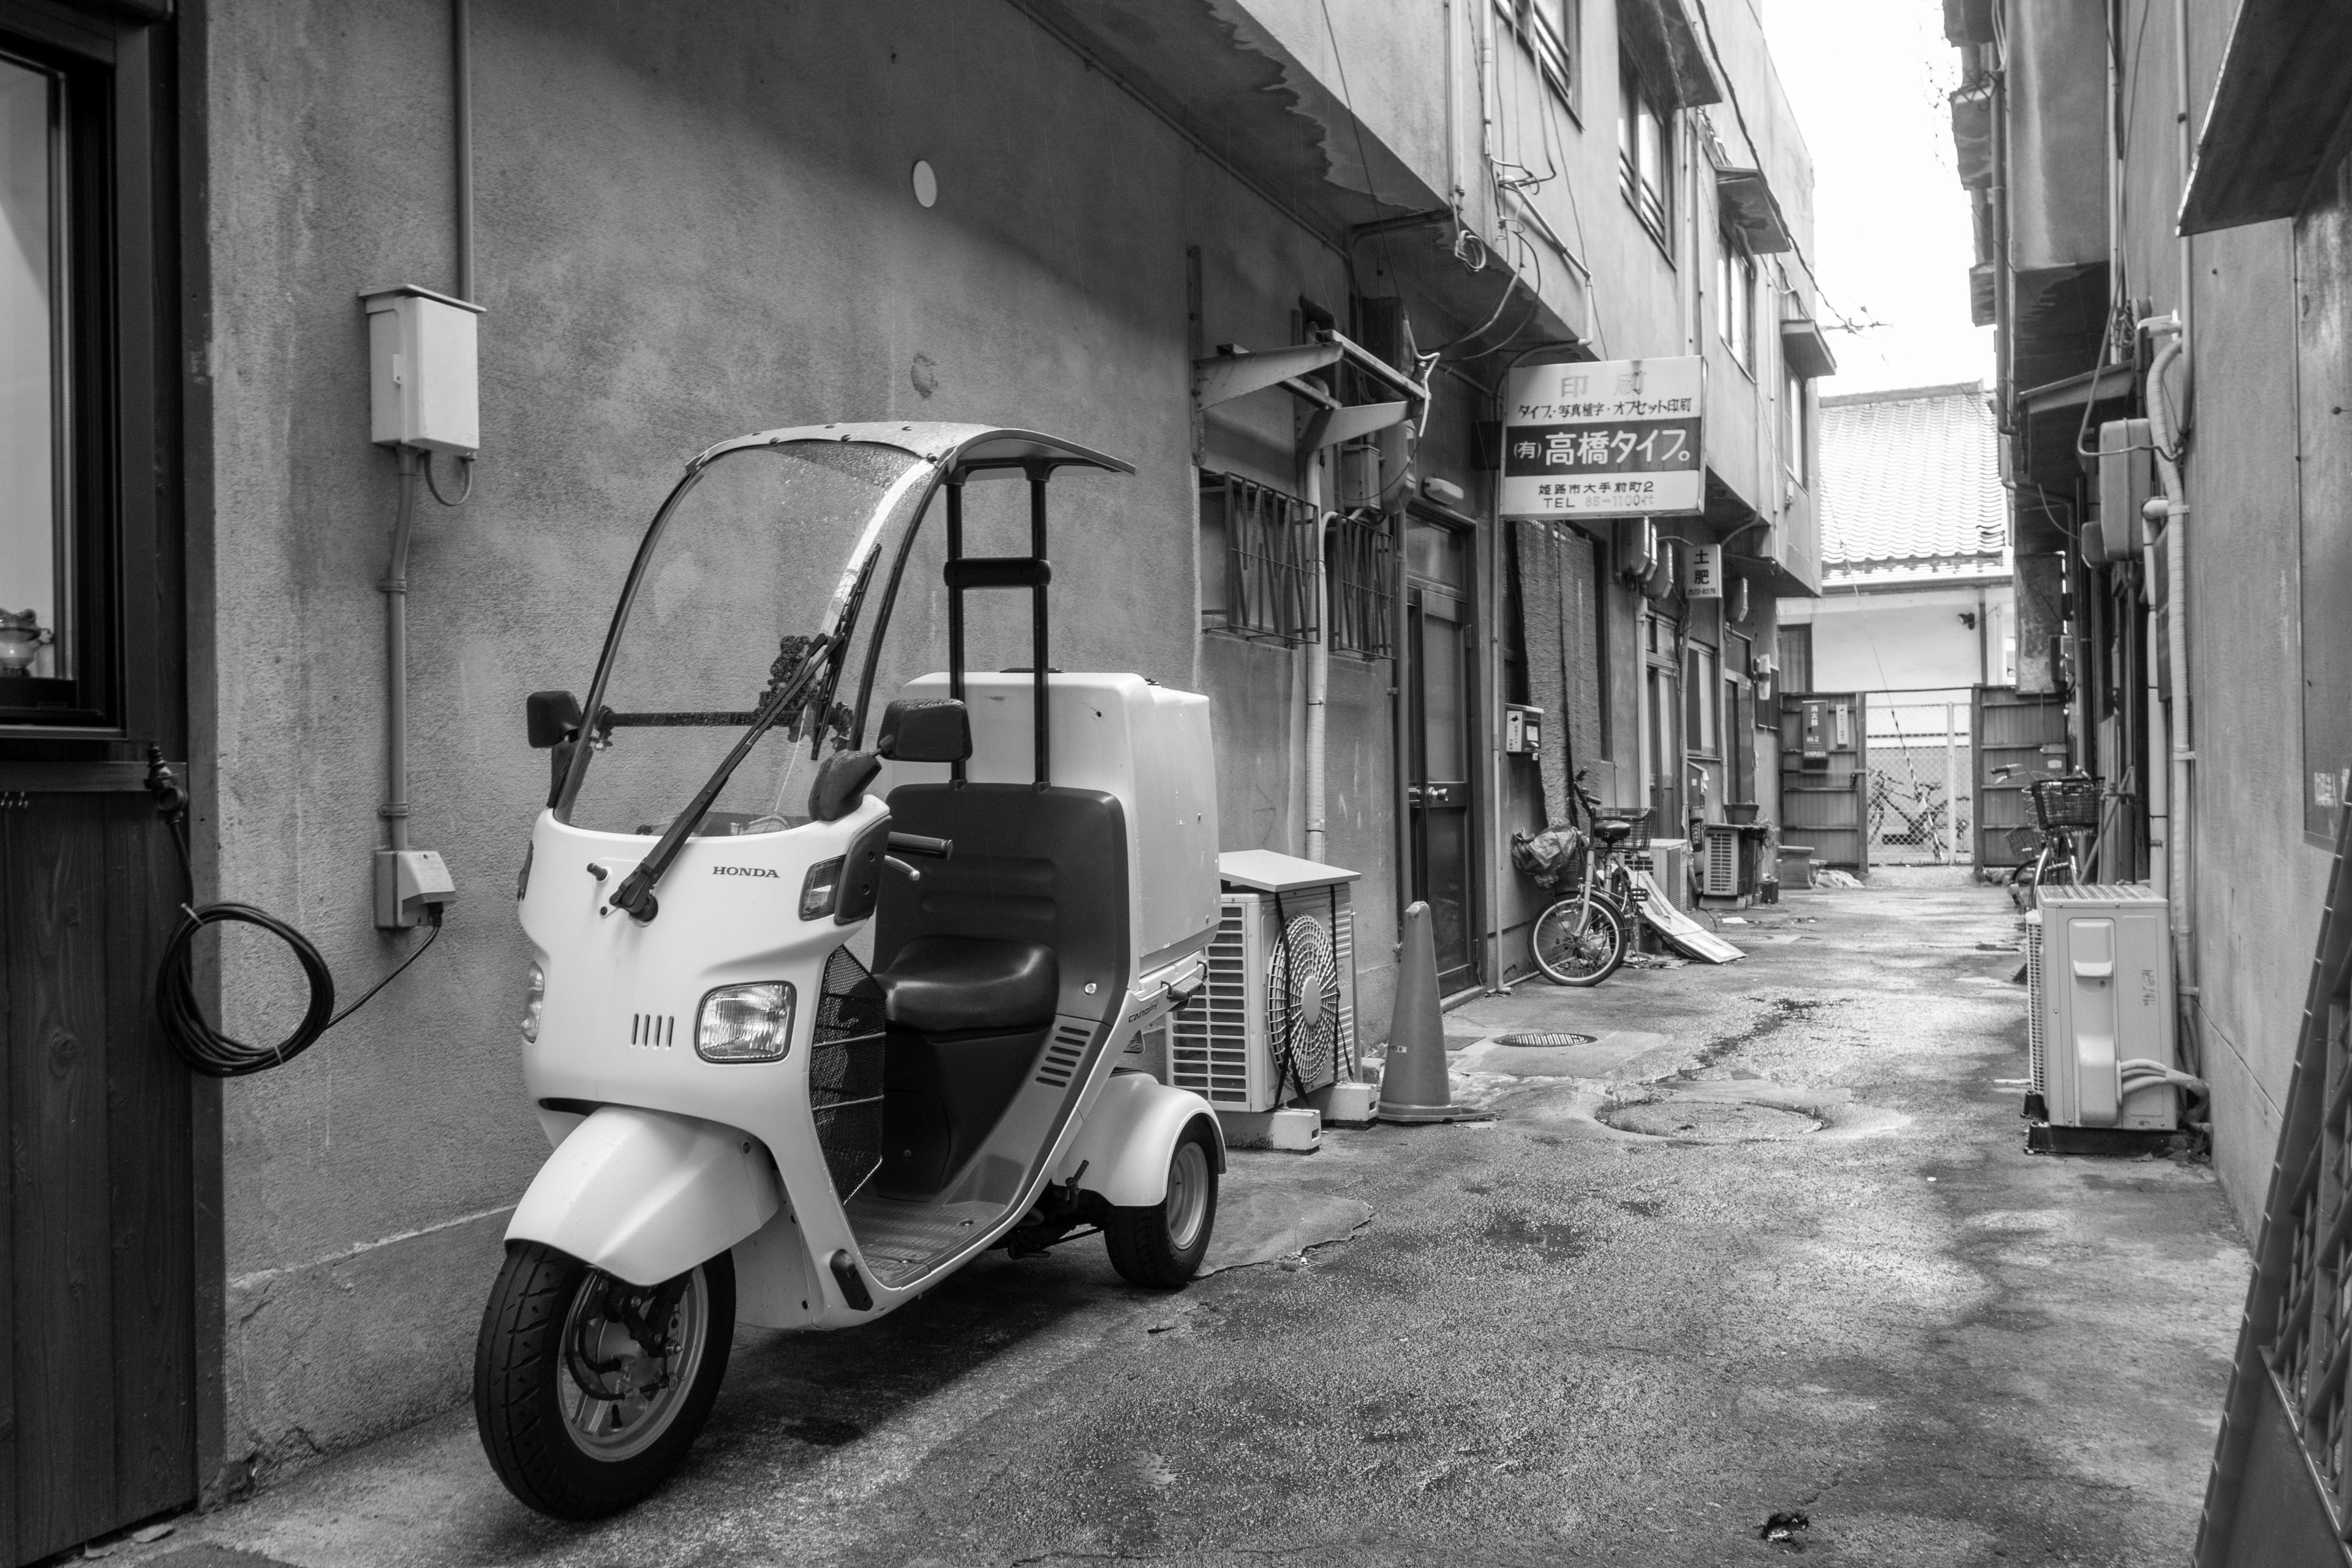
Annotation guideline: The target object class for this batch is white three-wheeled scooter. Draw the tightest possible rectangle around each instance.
[478,424,1225,1518]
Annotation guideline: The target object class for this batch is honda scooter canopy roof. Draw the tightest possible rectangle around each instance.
[696,423,1135,483]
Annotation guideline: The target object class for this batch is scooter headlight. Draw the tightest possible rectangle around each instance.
[520,962,544,1042]
[696,982,795,1063]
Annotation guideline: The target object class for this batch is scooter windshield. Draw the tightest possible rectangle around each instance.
[560,439,932,837]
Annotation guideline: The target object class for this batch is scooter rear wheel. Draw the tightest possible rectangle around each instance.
[474,1242,735,1520]
[1105,1121,1219,1289]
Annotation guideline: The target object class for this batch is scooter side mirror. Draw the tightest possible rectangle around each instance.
[876,698,971,763]
[809,750,883,823]
[526,690,584,749]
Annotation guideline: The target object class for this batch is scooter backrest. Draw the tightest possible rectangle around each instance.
[809,750,883,823]
[877,698,972,763]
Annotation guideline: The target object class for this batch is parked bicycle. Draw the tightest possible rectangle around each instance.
[1993,767,2097,910]
[1518,771,1650,987]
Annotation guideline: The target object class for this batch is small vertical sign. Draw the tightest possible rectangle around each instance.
[1686,542,1724,598]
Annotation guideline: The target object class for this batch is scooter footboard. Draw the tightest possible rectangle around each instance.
[507,1106,782,1286]
[1055,1074,1224,1207]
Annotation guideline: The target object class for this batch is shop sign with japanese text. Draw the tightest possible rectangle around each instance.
[1499,356,1704,518]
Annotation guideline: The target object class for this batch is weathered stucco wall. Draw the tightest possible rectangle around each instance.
[2108,0,2322,1238]
[198,0,1402,1487]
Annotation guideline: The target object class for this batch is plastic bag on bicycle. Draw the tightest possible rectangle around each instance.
[1512,827,1586,889]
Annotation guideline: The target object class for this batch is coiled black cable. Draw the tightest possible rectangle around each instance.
[146,749,441,1078]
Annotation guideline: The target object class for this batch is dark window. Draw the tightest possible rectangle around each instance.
[0,38,114,728]
[1618,55,1672,244]
[1717,226,1756,372]
[1684,641,1719,755]
[1326,508,1394,660]
[1199,472,1317,645]
[1777,622,1814,693]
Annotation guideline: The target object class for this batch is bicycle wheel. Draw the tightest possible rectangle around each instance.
[1531,897,1627,987]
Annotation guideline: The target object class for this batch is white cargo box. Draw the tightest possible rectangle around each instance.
[889,672,1220,973]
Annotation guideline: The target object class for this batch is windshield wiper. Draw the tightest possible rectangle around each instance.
[605,632,836,922]
[604,710,760,728]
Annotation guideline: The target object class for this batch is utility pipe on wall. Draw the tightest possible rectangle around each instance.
[382,447,421,851]
[2141,317,2195,1071]
[1305,453,1330,863]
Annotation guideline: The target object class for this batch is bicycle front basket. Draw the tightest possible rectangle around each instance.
[2029,778,2100,832]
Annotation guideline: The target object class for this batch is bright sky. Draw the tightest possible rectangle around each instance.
[1758,0,1993,394]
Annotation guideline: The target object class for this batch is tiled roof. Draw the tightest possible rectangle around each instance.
[1817,382,2008,585]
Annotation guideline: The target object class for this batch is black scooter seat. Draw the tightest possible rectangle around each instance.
[873,936,1059,1035]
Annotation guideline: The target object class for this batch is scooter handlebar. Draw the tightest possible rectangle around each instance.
[887,831,952,860]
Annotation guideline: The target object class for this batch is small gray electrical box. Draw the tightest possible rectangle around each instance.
[2095,418,2152,564]
[361,284,483,454]
[375,847,457,930]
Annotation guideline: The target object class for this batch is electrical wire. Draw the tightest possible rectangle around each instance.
[147,754,443,1078]
[424,451,475,507]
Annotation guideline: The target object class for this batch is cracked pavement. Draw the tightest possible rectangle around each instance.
[124,870,2244,1567]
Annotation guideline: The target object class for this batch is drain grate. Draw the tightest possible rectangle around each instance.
[1494,1031,1599,1048]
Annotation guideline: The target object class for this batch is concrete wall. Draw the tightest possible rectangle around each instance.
[2105,1,2317,1237]
[196,0,1400,1487]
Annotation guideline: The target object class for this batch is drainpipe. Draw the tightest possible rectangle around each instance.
[1305,484,1330,864]
[2140,316,2194,1070]
[2142,534,2167,901]
[382,448,421,851]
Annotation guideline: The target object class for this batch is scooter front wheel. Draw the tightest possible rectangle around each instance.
[474,1242,735,1520]
[1106,1121,1219,1289]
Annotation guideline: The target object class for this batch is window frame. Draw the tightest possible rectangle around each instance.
[1618,54,1673,248]
[1684,640,1721,758]
[1717,224,1757,374]
[1783,363,1811,489]
[1497,0,1580,116]
[0,29,123,735]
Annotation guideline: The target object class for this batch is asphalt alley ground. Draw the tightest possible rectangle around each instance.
[118,872,2247,1568]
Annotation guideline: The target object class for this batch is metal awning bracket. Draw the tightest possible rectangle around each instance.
[1300,400,1410,453]
[1192,343,1344,410]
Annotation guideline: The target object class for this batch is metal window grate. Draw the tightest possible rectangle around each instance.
[1205,472,1317,646]
[1326,508,1394,660]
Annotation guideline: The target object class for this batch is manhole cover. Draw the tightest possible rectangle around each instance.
[1600,1098,1822,1142]
[1494,1031,1599,1047]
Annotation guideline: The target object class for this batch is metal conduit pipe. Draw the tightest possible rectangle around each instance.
[1304,452,1330,864]
[2140,317,2196,1070]
[381,447,421,851]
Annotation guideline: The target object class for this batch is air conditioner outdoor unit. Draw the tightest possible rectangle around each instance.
[1700,825,1740,897]
[2027,884,2176,1129]
[1170,852,1360,1113]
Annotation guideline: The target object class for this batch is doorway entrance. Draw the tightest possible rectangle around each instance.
[1405,513,1478,993]
[0,9,197,1562]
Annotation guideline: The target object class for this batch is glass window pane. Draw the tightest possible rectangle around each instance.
[1,55,62,683]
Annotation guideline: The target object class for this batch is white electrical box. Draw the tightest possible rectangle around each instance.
[1504,703,1544,756]
[361,284,482,454]
[2028,885,2177,1129]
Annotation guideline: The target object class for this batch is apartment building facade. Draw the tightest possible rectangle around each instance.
[0,0,1820,1550]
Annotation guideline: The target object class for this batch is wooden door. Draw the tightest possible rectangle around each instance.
[0,791,195,1562]
[1778,691,1870,873]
